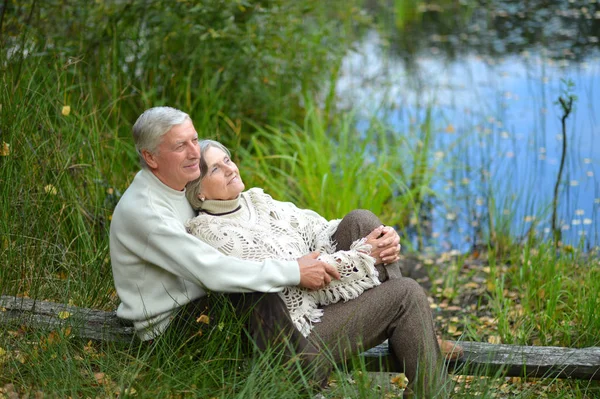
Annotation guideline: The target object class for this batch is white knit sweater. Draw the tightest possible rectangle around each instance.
[185,188,380,336]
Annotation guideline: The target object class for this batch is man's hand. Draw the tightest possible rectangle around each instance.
[364,225,401,265]
[298,252,340,290]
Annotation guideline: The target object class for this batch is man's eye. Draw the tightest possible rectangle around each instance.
[224,157,231,164]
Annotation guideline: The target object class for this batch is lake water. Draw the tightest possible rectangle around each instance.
[337,3,599,253]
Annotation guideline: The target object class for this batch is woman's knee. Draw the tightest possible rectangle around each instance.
[387,277,429,305]
[339,209,382,237]
[344,209,380,226]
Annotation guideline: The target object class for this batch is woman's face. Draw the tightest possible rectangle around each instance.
[199,146,245,201]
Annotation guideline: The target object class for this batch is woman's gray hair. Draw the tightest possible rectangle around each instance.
[132,106,190,169]
[185,140,232,210]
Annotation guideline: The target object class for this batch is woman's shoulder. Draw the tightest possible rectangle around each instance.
[244,187,271,202]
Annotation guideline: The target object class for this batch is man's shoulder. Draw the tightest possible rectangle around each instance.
[112,170,192,229]
[114,172,151,213]
[112,172,164,225]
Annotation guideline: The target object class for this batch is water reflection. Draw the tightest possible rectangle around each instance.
[338,2,600,252]
[365,0,600,66]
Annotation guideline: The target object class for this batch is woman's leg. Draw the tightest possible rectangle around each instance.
[310,278,447,397]
[328,209,448,396]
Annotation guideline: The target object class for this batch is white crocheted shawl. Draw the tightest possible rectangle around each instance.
[185,188,380,337]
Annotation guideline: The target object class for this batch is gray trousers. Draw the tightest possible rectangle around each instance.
[173,210,444,396]
[311,210,445,396]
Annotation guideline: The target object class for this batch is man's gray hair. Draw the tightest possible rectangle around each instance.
[132,106,191,169]
[185,140,231,210]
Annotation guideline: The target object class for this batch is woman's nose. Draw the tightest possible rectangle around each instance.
[223,164,234,174]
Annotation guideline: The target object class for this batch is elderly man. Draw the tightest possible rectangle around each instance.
[110,106,447,396]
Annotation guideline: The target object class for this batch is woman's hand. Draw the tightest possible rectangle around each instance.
[364,225,401,265]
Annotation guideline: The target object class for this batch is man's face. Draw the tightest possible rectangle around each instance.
[143,119,201,191]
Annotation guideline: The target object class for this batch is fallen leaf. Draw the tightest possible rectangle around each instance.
[15,352,26,364]
[0,141,9,156]
[390,373,409,389]
[488,335,502,344]
[61,105,71,116]
[463,282,480,289]
[44,184,58,195]
[94,372,108,385]
[196,314,209,324]
[58,311,71,319]
[46,331,60,345]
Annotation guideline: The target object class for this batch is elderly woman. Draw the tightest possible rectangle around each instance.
[184,140,458,395]
[185,140,403,336]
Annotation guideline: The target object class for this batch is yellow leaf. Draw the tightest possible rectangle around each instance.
[58,311,71,319]
[447,324,458,334]
[44,184,58,195]
[62,105,71,116]
[123,387,137,396]
[47,331,60,344]
[0,141,9,156]
[94,372,107,385]
[196,314,210,324]
[488,335,501,344]
[390,373,409,389]
[464,282,480,289]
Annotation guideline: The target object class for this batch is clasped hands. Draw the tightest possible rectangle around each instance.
[298,225,401,290]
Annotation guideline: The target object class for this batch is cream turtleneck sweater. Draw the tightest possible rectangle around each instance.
[186,188,381,337]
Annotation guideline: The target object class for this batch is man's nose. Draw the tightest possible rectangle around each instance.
[189,141,200,158]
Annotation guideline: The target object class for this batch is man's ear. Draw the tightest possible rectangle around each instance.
[142,149,158,169]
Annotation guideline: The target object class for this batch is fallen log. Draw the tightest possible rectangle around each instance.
[0,295,134,342]
[2,295,599,380]
[362,340,600,380]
